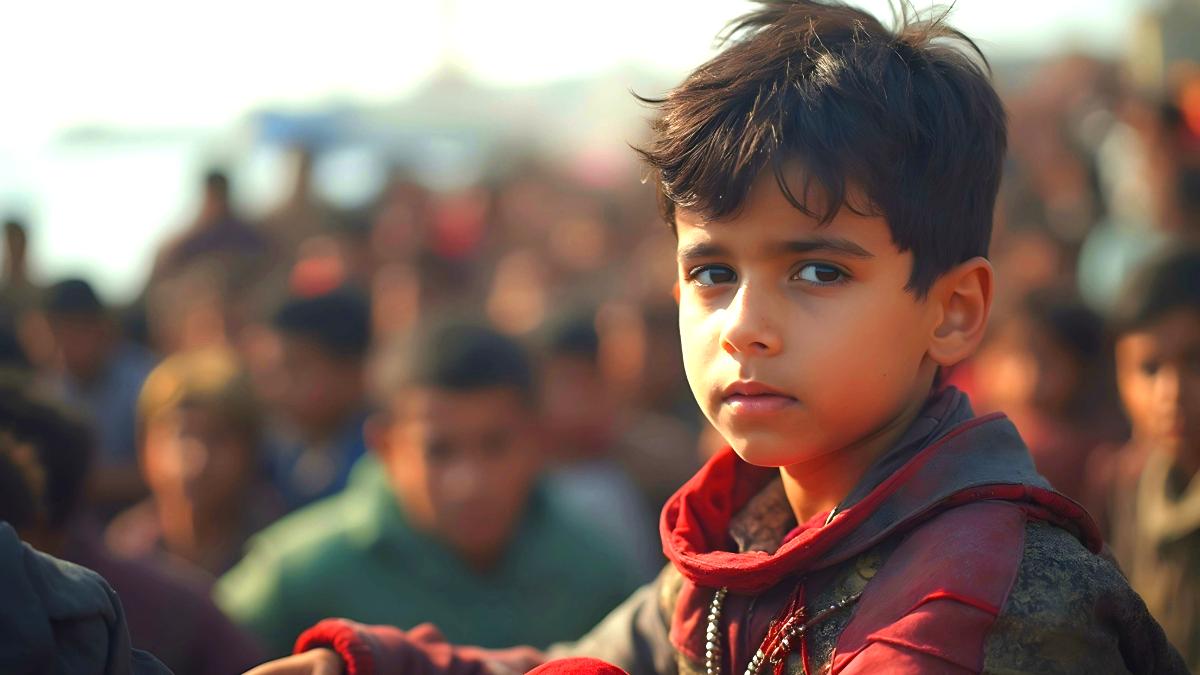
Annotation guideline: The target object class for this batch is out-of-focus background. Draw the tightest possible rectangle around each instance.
[3,0,1194,301]
[2,0,1200,672]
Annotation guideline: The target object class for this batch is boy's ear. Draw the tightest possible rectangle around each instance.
[927,257,993,367]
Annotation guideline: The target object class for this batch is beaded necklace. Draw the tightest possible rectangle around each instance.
[704,585,863,675]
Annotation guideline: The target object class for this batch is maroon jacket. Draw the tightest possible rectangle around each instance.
[291,389,1186,674]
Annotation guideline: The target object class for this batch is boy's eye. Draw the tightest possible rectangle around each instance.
[794,263,847,285]
[1140,360,1161,377]
[688,264,737,287]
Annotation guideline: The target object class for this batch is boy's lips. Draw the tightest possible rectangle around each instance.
[721,381,798,415]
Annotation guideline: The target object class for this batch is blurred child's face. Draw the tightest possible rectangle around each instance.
[1116,308,1200,459]
[378,387,542,569]
[142,406,255,515]
[974,317,1081,416]
[675,174,940,467]
[276,335,364,437]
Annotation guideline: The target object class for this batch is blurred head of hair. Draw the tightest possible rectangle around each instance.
[0,380,94,550]
[44,278,115,382]
[271,287,371,438]
[137,348,261,521]
[536,308,617,458]
[0,432,46,537]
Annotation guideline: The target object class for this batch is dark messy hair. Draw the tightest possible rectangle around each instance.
[273,287,372,360]
[1110,243,1200,337]
[635,0,1007,294]
[540,309,601,364]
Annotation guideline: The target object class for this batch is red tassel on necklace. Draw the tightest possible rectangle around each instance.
[756,584,806,675]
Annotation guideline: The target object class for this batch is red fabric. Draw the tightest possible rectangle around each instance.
[830,501,1026,673]
[527,658,629,675]
[295,619,378,675]
[832,643,974,675]
[659,414,1004,595]
[293,620,543,675]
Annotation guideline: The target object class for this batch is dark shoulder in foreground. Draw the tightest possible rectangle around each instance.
[984,520,1187,675]
[0,523,170,675]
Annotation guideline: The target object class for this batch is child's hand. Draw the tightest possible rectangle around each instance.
[242,648,344,675]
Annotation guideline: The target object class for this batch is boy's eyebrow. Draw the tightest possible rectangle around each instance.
[676,237,875,262]
[677,241,729,262]
[771,237,874,259]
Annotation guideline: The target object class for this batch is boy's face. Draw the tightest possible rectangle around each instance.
[376,386,542,569]
[142,405,255,515]
[1116,308,1200,458]
[675,174,940,467]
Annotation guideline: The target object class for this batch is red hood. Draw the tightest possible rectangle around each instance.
[660,389,1101,595]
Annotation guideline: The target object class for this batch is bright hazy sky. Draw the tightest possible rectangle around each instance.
[0,0,1154,299]
[2,0,1149,143]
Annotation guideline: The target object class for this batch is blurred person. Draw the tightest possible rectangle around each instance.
[106,348,284,577]
[44,277,155,517]
[609,302,703,510]
[1078,85,1200,313]
[2,217,61,373]
[145,266,236,354]
[217,321,640,656]
[486,247,550,335]
[151,168,272,283]
[1101,244,1200,669]
[0,316,32,382]
[1,215,39,316]
[553,301,700,511]
[0,428,172,675]
[0,381,263,675]
[267,287,373,511]
[261,146,334,257]
[538,310,662,581]
[969,289,1120,502]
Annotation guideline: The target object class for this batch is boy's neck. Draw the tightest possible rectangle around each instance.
[778,391,929,525]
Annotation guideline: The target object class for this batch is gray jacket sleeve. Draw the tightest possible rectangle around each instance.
[541,566,679,675]
[981,522,1187,675]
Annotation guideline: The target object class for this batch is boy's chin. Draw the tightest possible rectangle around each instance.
[729,437,825,468]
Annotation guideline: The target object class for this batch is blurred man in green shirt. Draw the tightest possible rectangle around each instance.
[217,321,640,656]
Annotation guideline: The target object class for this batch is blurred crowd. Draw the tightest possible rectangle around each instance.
[1,51,1200,672]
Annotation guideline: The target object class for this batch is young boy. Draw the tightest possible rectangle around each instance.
[248,2,1185,674]
[1104,245,1200,670]
[107,347,283,576]
[219,321,639,656]
[44,277,157,515]
[267,288,373,510]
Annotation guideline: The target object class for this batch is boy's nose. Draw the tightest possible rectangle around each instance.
[719,285,782,357]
